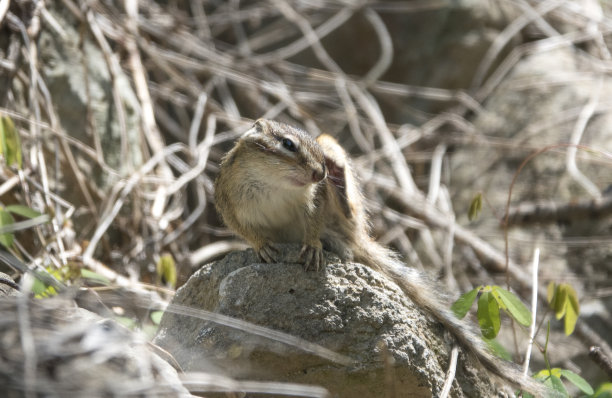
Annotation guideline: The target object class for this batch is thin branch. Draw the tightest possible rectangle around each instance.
[83,144,184,265]
[440,346,459,398]
[506,194,612,227]
[0,0,9,25]
[471,0,563,89]
[589,346,612,380]
[566,76,602,198]
[523,247,539,375]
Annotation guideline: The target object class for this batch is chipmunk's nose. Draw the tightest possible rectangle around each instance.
[312,164,327,182]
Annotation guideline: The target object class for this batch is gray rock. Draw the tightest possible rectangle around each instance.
[155,245,503,397]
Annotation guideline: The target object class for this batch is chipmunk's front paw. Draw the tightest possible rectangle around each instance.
[299,244,325,272]
[257,242,280,263]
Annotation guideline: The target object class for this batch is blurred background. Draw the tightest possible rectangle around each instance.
[1,0,612,395]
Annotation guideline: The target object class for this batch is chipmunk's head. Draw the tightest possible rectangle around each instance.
[240,119,327,188]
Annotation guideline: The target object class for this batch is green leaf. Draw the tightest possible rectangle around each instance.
[0,115,22,169]
[483,337,512,361]
[548,375,568,396]
[451,286,481,319]
[0,208,15,248]
[547,281,556,306]
[493,286,532,327]
[115,316,136,330]
[5,205,43,219]
[534,368,561,380]
[564,297,578,336]
[548,283,580,335]
[156,253,177,288]
[535,370,568,396]
[477,291,500,339]
[554,284,568,320]
[468,193,483,221]
[563,285,579,336]
[559,369,593,395]
[141,323,159,340]
[593,382,612,398]
[150,310,164,325]
[31,277,58,298]
[31,277,47,296]
[80,269,110,285]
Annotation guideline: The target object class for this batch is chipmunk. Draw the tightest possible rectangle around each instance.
[214,119,552,397]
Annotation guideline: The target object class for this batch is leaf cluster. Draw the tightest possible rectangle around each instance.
[452,282,601,397]
[529,368,593,397]
[547,282,580,336]
[452,285,531,339]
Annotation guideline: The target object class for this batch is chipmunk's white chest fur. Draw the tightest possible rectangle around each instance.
[234,174,319,243]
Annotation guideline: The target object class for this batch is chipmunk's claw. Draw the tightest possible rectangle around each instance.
[257,243,280,263]
[300,244,325,272]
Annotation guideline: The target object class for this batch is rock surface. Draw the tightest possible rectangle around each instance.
[155,245,503,397]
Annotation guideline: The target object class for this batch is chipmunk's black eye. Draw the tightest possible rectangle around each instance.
[282,138,297,152]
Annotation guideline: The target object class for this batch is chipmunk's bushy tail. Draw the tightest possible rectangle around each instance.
[353,239,554,398]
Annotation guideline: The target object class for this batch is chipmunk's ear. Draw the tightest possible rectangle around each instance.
[253,119,268,131]
[317,134,352,219]
[244,119,265,136]
[242,119,271,143]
